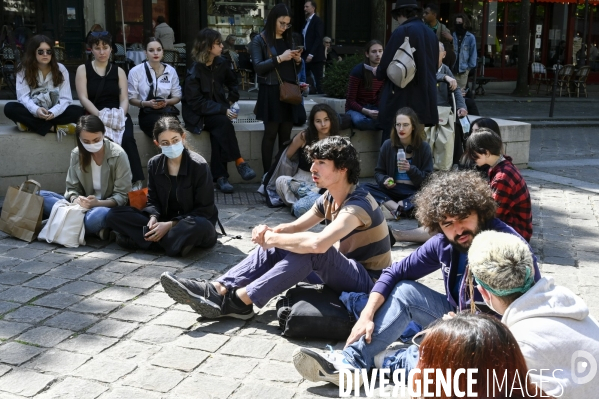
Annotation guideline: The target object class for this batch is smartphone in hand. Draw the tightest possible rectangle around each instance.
[143,226,150,236]
[295,46,304,51]
[154,97,166,103]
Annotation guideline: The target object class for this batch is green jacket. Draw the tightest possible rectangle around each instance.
[64,138,132,206]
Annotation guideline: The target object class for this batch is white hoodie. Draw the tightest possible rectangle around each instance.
[502,277,599,399]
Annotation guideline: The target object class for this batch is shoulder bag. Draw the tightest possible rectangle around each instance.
[260,33,302,105]
[387,36,417,88]
[142,61,180,116]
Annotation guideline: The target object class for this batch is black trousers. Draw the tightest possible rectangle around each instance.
[105,206,217,257]
[305,61,324,94]
[138,110,179,138]
[203,114,241,180]
[4,102,84,136]
[122,115,145,182]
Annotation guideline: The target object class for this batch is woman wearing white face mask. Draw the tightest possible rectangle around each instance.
[39,115,132,239]
[105,117,219,257]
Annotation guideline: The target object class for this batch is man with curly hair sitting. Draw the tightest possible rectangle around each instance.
[293,171,542,388]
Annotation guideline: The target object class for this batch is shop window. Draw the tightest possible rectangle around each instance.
[206,0,266,45]
[114,0,170,46]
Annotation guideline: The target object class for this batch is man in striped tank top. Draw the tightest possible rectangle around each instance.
[161,137,391,320]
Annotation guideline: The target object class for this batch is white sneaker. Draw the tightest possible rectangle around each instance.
[293,346,363,390]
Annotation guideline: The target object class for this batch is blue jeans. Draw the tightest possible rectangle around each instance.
[343,280,454,370]
[362,182,417,205]
[347,106,379,131]
[40,190,110,236]
[215,246,375,308]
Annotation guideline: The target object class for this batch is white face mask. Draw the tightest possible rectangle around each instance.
[484,296,500,315]
[80,138,104,153]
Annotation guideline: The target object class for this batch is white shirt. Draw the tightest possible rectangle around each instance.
[16,62,73,116]
[127,62,182,103]
[91,160,102,199]
[302,14,314,41]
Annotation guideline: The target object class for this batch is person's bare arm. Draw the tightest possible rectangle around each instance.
[75,64,100,116]
[251,209,323,247]
[262,212,362,254]
[286,131,306,159]
[117,67,129,114]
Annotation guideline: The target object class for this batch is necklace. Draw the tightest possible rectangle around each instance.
[92,60,109,77]
[150,63,164,77]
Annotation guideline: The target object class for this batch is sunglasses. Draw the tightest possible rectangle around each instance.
[37,49,53,55]
[90,31,110,37]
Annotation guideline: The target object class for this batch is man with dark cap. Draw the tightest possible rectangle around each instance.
[373,0,439,144]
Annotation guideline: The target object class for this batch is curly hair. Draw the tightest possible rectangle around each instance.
[468,231,534,305]
[305,136,360,185]
[413,171,497,234]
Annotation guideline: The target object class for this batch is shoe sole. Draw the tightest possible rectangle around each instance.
[160,273,255,320]
[293,348,362,390]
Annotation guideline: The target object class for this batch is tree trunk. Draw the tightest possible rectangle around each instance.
[512,0,531,96]
[371,0,386,44]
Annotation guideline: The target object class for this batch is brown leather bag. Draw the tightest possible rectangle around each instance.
[261,33,302,105]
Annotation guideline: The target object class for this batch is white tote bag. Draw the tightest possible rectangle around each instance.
[38,199,87,248]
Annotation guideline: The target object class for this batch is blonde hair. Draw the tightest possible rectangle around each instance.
[468,231,534,302]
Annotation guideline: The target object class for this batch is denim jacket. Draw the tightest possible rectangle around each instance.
[452,31,477,73]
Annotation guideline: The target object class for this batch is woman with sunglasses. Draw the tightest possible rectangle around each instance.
[249,3,304,175]
[4,35,83,136]
[128,37,181,138]
[106,117,219,257]
[363,107,433,219]
[75,31,145,190]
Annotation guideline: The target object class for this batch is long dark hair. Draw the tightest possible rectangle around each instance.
[390,107,425,150]
[17,35,64,90]
[304,104,340,145]
[362,40,382,91]
[192,28,222,64]
[464,127,504,160]
[152,116,194,152]
[76,115,105,173]
[415,314,548,398]
[263,3,293,48]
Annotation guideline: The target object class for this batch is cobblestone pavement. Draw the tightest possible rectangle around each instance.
[0,128,598,398]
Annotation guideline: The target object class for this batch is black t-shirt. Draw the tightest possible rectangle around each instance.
[166,175,181,220]
[85,61,120,110]
[274,39,297,83]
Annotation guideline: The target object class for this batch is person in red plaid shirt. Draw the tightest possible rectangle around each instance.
[464,128,533,241]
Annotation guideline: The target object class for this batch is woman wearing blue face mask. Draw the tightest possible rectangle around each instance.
[39,115,132,240]
[105,117,219,257]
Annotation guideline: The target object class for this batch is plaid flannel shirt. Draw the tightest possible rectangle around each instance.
[489,156,533,241]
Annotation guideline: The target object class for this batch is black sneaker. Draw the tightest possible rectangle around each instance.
[221,290,255,320]
[114,232,139,250]
[236,162,257,181]
[160,272,224,318]
[180,244,194,257]
[216,177,234,194]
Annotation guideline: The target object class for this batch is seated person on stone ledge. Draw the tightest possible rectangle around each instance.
[40,115,131,241]
[4,34,83,136]
[292,171,541,388]
[362,107,432,220]
[182,28,256,194]
[344,40,384,131]
[263,104,339,217]
[105,117,219,258]
[436,41,467,118]
[160,136,391,320]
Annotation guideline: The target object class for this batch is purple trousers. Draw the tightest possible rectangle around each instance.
[216,246,374,308]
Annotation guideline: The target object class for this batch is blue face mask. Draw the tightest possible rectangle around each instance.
[161,141,184,159]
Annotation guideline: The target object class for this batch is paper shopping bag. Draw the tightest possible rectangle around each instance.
[0,180,44,242]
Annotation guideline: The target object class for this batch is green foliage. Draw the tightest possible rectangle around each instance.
[322,55,363,99]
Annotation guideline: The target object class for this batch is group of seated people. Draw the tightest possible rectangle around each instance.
[4,29,598,398]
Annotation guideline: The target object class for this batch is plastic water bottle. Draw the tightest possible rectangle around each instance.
[231,102,240,122]
[397,148,406,170]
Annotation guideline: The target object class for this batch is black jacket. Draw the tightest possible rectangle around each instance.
[377,17,439,128]
[182,56,239,132]
[249,33,297,86]
[302,14,324,62]
[143,149,218,225]
[374,139,433,188]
